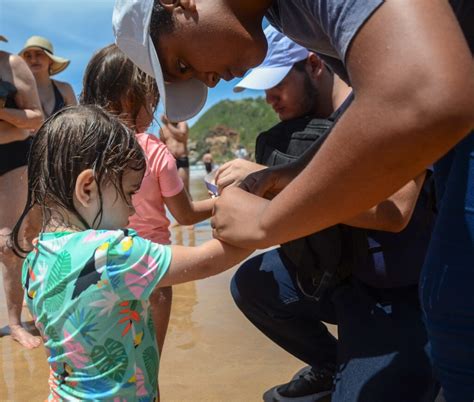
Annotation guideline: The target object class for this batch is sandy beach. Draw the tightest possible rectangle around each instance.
[0,166,335,402]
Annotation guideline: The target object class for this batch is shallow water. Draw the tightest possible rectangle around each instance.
[0,168,335,401]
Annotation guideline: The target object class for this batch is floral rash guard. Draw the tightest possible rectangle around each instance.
[22,229,171,401]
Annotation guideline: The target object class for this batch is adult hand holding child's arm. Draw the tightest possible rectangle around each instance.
[210,186,271,249]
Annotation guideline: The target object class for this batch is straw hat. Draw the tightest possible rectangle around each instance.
[19,36,70,75]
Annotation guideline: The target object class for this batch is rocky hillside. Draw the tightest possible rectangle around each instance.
[189,97,279,164]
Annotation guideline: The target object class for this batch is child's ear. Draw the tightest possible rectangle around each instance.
[74,169,98,207]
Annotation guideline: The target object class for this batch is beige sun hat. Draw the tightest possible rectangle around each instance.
[19,36,70,75]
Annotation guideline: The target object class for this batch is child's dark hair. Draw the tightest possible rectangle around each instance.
[12,105,146,256]
[80,44,159,129]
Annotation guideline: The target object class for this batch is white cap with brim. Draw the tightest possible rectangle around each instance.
[234,26,309,93]
[113,0,208,122]
[233,66,292,93]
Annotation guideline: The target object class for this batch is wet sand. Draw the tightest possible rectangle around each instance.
[0,168,336,401]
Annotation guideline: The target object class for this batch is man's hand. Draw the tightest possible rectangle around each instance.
[215,159,266,193]
[210,186,270,249]
[240,162,301,198]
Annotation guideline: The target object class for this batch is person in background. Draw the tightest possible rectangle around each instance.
[234,144,249,160]
[160,115,191,192]
[202,149,213,174]
[0,34,43,349]
[20,36,76,118]
[216,27,438,402]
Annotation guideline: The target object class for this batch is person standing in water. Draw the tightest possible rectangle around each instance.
[160,115,191,193]
[0,34,43,349]
[202,150,213,174]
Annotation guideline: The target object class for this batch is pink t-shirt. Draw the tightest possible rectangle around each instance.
[128,132,183,245]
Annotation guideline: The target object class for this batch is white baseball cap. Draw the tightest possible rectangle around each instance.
[112,0,208,122]
[234,26,309,93]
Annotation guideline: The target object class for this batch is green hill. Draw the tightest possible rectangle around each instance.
[189,97,279,163]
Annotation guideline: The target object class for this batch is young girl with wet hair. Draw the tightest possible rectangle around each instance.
[13,105,251,401]
[80,44,215,361]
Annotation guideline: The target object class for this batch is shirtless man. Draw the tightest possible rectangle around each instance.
[160,114,191,192]
[0,35,43,348]
[202,150,213,174]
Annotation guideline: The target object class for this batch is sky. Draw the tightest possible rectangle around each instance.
[0,0,266,129]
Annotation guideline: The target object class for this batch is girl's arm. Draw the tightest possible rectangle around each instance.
[158,239,254,287]
[343,171,426,232]
[164,189,215,226]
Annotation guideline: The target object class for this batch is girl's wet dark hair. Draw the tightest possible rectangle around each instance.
[12,105,146,256]
[80,44,159,130]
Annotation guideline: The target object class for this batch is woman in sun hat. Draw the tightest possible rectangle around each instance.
[20,36,76,118]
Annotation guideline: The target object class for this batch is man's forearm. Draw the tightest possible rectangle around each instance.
[255,0,474,247]
[258,94,473,247]
[342,172,426,233]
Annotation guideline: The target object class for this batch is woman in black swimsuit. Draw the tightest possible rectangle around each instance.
[19,36,76,118]
[0,36,43,349]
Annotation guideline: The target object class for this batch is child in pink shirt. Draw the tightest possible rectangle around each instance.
[81,44,214,368]
[131,132,184,245]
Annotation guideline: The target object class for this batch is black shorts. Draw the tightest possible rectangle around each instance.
[0,137,33,175]
[176,156,190,169]
[204,162,213,174]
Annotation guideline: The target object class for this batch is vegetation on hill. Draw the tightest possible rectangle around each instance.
[189,97,278,163]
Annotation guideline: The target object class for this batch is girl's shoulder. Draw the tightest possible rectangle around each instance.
[36,229,140,250]
[136,132,176,169]
[136,132,167,149]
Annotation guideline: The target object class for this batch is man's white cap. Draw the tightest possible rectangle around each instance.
[234,26,309,93]
[112,0,208,122]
